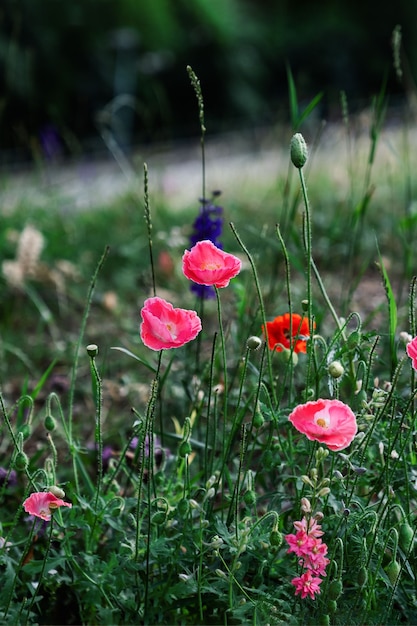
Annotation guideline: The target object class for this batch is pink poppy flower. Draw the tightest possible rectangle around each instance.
[140,296,202,351]
[23,492,72,521]
[291,570,323,600]
[182,240,241,288]
[288,399,357,451]
[406,336,417,370]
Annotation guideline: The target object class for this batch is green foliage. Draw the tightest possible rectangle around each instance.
[1,66,417,626]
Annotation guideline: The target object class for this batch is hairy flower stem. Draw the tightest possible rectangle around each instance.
[88,349,103,514]
[214,286,229,425]
[0,392,36,490]
[143,162,156,297]
[136,351,162,618]
[24,518,54,623]
[230,222,277,405]
[68,246,109,494]
[298,167,315,389]
[187,65,206,201]
[4,519,37,619]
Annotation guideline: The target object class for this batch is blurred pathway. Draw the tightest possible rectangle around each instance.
[0,129,288,213]
[1,120,416,214]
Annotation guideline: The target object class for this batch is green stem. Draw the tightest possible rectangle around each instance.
[230,222,276,405]
[24,519,55,624]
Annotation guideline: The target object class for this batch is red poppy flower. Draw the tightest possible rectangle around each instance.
[262,313,314,353]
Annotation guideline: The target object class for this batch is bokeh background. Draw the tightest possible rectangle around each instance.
[1,0,417,164]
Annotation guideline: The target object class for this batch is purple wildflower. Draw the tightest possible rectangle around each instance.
[0,467,17,487]
[189,192,224,299]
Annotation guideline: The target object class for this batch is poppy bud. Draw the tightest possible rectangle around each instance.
[385,560,401,585]
[44,414,56,432]
[290,133,308,168]
[327,600,337,614]
[243,490,256,506]
[247,336,262,351]
[328,361,344,379]
[177,498,190,517]
[358,566,368,587]
[179,441,192,457]
[252,410,264,428]
[328,579,343,600]
[15,451,29,471]
[399,522,414,553]
[49,486,66,499]
[151,511,167,525]
[269,530,283,547]
[19,424,31,440]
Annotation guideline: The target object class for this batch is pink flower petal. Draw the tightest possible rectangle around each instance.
[140,297,202,351]
[23,492,72,521]
[182,240,241,288]
[406,337,417,370]
[289,399,357,451]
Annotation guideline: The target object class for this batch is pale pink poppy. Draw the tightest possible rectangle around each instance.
[288,399,357,451]
[406,336,417,370]
[182,240,241,288]
[23,492,72,521]
[140,296,202,351]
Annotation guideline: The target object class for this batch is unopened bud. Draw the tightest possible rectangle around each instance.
[243,490,257,506]
[151,511,167,525]
[300,497,311,513]
[252,410,265,428]
[19,424,31,440]
[328,361,344,379]
[399,522,414,553]
[44,414,56,432]
[328,579,343,600]
[15,451,29,471]
[385,560,401,585]
[269,530,283,547]
[49,486,65,499]
[179,441,192,457]
[247,336,262,351]
[290,133,308,168]
[358,566,368,587]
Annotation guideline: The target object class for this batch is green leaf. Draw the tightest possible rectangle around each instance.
[110,346,157,372]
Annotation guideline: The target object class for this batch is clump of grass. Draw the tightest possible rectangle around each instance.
[0,63,417,626]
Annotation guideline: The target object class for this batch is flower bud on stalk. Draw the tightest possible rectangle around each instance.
[328,361,345,379]
[290,133,308,168]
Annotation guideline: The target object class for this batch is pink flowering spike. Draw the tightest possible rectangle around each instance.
[293,517,324,538]
[182,240,241,288]
[140,297,202,351]
[291,570,323,600]
[288,399,357,451]
[285,531,314,557]
[302,538,330,576]
[406,337,417,370]
[23,492,72,521]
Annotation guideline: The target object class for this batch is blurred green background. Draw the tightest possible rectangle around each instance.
[1,0,416,164]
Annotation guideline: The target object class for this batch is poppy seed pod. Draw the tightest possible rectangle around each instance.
[290,133,308,168]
